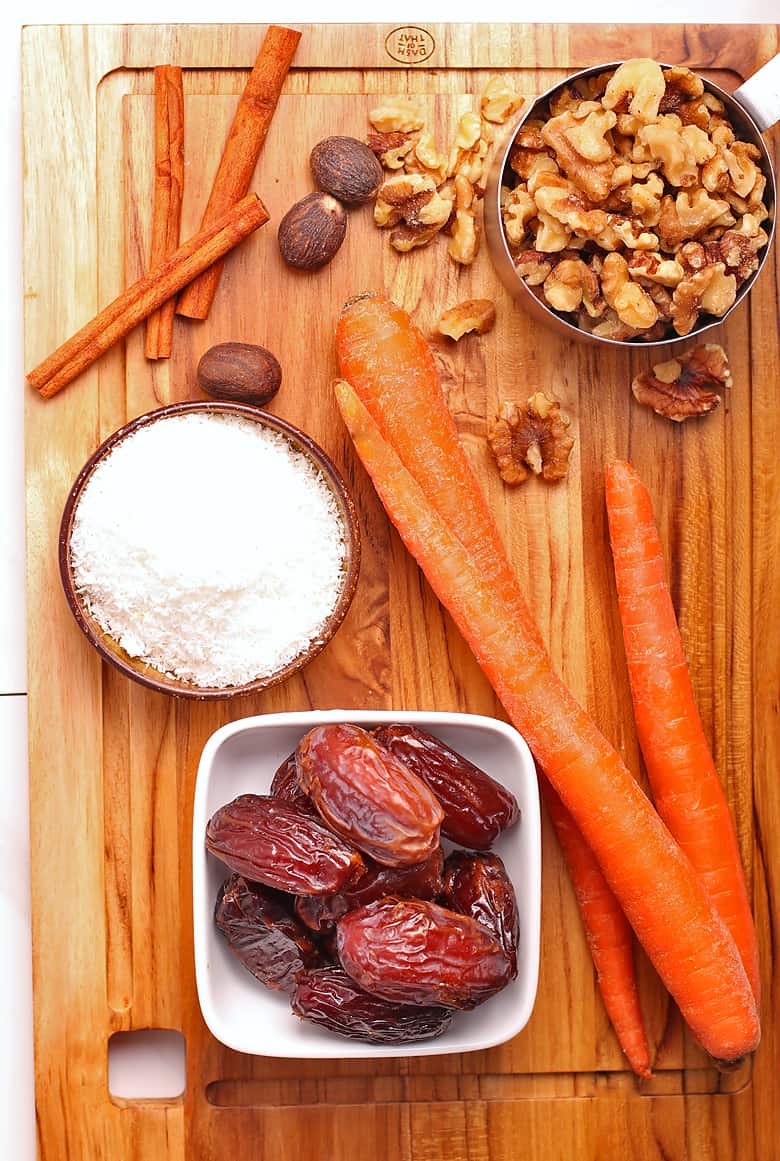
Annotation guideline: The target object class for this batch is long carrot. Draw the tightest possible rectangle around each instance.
[336,292,546,653]
[605,460,760,1005]
[336,293,655,1071]
[334,362,759,1062]
[542,780,652,1077]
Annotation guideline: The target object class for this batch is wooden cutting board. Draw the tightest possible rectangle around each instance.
[22,22,779,1161]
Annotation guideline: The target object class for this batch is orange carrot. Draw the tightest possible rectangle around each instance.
[334,360,759,1063]
[605,460,760,1005]
[542,780,652,1078]
[338,297,653,1064]
[336,292,547,654]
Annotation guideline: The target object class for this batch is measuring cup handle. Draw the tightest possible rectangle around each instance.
[733,52,780,133]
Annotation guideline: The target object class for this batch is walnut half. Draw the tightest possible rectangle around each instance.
[487,393,575,484]
[437,299,496,341]
[631,343,732,421]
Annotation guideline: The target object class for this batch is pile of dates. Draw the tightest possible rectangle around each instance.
[206,723,521,1045]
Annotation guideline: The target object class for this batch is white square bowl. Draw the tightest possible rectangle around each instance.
[192,709,541,1058]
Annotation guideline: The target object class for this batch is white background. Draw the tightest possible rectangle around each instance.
[2,3,776,1157]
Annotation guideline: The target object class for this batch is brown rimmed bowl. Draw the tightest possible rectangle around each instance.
[59,401,361,700]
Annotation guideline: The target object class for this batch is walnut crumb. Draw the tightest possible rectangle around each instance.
[487,393,575,484]
[437,299,496,341]
[631,343,731,421]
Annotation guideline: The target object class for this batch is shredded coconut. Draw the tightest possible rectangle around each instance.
[70,413,347,687]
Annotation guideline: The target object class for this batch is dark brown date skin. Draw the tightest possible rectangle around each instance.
[206,794,365,895]
[315,927,341,964]
[296,724,444,867]
[442,851,519,978]
[215,875,321,993]
[291,966,452,1044]
[269,752,318,815]
[373,724,519,849]
[295,846,445,932]
[337,897,512,1009]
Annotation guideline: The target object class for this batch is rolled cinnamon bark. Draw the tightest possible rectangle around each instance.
[27,193,269,400]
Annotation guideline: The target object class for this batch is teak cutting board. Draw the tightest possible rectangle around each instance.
[22,22,779,1161]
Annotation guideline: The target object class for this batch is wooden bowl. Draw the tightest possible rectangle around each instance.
[59,401,361,700]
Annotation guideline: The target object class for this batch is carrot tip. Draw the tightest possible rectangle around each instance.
[712,1053,750,1073]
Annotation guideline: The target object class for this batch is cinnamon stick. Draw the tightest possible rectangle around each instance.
[176,24,301,321]
[28,194,269,400]
[145,65,185,360]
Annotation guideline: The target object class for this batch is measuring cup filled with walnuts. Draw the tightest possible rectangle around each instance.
[484,56,778,346]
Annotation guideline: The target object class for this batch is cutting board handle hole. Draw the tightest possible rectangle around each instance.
[108,1029,185,1101]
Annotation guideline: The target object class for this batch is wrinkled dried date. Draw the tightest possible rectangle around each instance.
[315,927,341,964]
[296,724,444,866]
[292,966,453,1044]
[295,847,445,932]
[215,875,321,992]
[270,752,318,814]
[442,851,519,978]
[206,794,365,894]
[337,897,512,1009]
[374,724,520,849]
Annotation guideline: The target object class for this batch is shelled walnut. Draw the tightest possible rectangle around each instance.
[437,299,496,341]
[487,394,574,484]
[500,59,771,340]
[631,343,731,420]
[367,75,523,268]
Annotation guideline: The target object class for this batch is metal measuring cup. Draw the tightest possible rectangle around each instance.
[484,56,780,348]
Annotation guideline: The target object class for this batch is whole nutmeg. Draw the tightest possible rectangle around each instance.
[197,342,282,408]
[310,136,384,205]
[278,192,348,271]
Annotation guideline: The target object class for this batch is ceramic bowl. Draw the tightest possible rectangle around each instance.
[192,709,541,1059]
[59,402,360,700]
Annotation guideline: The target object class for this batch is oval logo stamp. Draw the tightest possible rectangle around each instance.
[384,26,436,65]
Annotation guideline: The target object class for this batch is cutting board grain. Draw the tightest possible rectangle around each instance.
[23,22,779,1161]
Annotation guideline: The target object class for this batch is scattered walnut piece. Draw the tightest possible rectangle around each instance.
[368,100,425,134]
[631,343,731,420]
[390,222,445,252]
[481,76,524,124]
[367,131,418,170]
[367,81,514,268]
[488,394,574,484]
[374,173,436,227]
[448,207,480,264]
[412,132,449,180]
[437,299,496,341]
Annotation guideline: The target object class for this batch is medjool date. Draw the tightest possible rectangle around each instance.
[291,966,452,1044]
[270,751,318,814]
[206,794,364,894]
[442,851,519,977]
[296,724,444,866]
[295,847,445,932]
[215,875,321,993]
[374,724,519,849]
[337,897,512,1009]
